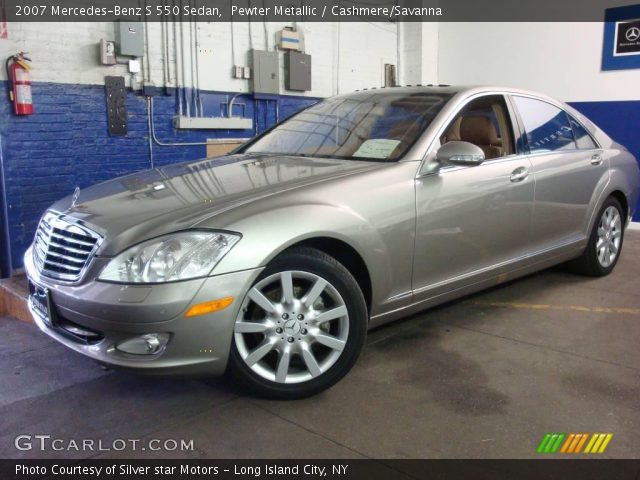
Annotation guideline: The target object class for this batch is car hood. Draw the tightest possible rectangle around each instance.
[51,154,385,255]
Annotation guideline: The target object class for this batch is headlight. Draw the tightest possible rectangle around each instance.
[99,231,240,283]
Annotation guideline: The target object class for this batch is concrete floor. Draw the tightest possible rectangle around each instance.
[1,232,639,460]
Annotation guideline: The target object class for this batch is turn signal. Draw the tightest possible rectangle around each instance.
[185,297,234,317]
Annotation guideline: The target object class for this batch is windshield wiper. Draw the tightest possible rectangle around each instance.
[245,152,389,162]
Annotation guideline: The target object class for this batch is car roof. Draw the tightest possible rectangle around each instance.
[337,85,461,99]
[338,85,561,101]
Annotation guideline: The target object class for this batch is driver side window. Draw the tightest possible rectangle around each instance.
[439,95,515,160]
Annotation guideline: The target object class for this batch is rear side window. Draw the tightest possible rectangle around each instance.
[568,115,598,150]
[513,96,575,153]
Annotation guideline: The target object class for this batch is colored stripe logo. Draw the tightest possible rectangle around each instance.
[537,433,613,454]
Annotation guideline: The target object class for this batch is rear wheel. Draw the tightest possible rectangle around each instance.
[569,196,625,276]
[228,247,367,399]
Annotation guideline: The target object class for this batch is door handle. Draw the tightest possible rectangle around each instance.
[591,154,603,166]
[510,167,529,183]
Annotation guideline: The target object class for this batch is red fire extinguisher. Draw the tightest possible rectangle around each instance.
[6,52,33,115]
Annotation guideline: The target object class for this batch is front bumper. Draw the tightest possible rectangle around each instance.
[24,246,262,376]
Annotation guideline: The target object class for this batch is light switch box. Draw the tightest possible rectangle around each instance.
[100,39,116,65]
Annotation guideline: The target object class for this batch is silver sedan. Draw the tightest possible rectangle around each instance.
[25,86,640,398]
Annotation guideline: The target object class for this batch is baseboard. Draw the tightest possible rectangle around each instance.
[0,273,31,323]
[629,222,640,231]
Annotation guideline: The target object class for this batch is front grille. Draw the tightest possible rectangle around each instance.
[33,212,102,282]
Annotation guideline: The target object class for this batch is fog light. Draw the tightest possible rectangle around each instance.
[115,333,170,355]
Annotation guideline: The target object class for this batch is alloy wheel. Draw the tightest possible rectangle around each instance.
[596,205,622,268]
[234,271,349,384]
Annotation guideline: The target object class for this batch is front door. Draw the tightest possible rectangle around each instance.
[412,94,535,300]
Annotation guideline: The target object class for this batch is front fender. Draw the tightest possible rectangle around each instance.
[211,203,397,312]
[202,160,418,317]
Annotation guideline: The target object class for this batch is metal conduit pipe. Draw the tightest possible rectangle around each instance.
[194,14,203,116]
[172,0,182,116]
[189,16,196,116]
[162,0,171,90]
[227,93,243,118]
[160,11,166,88]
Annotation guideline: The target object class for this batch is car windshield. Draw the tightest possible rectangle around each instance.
[244,91,452,161]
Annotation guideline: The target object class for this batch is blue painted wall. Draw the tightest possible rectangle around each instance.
[0,81,318,271]
[570,101,640,222]
[570,101,640,169]
[0,83,638,274]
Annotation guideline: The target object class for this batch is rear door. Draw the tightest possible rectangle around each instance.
[510,95,607,251]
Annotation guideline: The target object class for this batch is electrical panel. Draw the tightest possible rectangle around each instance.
[285,51,311,91]
[117,22,145,57]
[251,50,279,95]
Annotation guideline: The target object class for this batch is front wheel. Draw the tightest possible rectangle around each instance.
[227,247,368,399]
[569,196,625,276]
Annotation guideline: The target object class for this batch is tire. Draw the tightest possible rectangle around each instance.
[569,196,625,277]
[227,247,368,399]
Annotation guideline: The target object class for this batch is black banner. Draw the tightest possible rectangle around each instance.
[1,0,635,22]
[2,459,640,480]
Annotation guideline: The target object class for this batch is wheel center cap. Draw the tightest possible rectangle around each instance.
[284,319,301,335]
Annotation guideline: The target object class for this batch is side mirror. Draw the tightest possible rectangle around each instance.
[436,141,485,167]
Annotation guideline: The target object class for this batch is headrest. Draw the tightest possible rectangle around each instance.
[460,116,499,146]
[388,120,422,141]
[444,116,462,142]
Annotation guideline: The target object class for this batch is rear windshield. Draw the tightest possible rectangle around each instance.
[244,91,452,161]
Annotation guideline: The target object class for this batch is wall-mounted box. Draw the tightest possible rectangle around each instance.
[278,28,302,51]
[128,59,141,74]
[285,51,311,91]
[174,116,253,130]
[117,22,145,57]
[100,39,116,65]
[251,50,279,95]
[384,63,397,87]
[105,76,128,136]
